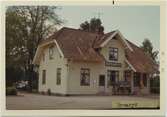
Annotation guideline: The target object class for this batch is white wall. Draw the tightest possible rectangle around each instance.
[100,35,127,81]
[38,35,150,95]
[38,44,68,94]
[67,61,105,94]
[66,35,128,94]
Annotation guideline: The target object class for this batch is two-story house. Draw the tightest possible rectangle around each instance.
[33,27,158,95]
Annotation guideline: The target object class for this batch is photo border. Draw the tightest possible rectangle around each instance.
[0,0,166,116]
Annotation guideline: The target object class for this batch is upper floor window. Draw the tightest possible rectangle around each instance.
[56,68,61,85]
[109,47,118,61]
[49,46,54,60]
[80,68,90,86]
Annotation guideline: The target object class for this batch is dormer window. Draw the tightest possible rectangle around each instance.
[112,37,117,40]
[109,47,118,61]
[49,46,54,60]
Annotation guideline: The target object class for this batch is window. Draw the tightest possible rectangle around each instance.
[80,68,90,86]
[112,37,117,40]
[99,75,105,86]
[56,68,61,85]
[107,70,119,86]
[109,47,118,61]
[49,46,54,59]
[143,74,147,87]
[134,72,140,87]
[124,71,131,82]
[42,70,46,85]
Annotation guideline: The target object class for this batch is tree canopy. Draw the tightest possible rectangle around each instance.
[80,18,104,34]
[140,38,159,62]
[6,6,63,87]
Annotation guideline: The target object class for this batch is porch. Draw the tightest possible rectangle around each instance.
[99,70,151,95]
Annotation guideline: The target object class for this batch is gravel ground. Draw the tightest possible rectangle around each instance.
[6,92,159,110]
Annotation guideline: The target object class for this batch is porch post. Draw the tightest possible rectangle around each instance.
[147,74,150,93]
[140,73,144,88]
[131,71,134,94]
[105,75,108,93]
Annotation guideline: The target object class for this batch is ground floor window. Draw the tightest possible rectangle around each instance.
[56,68,61,85]
[107,70,119,86]
[134,72,140,87]
[80,68,90,86]
[99,75,105,86]
[42,70,46,85]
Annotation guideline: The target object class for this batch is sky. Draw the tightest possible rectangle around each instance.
[56,6,160,51]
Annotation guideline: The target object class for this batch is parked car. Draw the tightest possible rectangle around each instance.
[16,81,29,90]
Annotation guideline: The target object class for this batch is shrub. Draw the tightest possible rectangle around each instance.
[150,77,160,94]
[47,89,51,96]
[150,87,160,94]
[6,87,17,95]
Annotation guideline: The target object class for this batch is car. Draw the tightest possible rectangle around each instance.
[16,81,29,90]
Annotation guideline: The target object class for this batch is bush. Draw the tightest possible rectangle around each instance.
[150,77,160,94]
[150,87,160,94]
[47,89,51,96]
[6,87,17,95]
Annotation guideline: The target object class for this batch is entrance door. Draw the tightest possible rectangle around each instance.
[99,75,105,93]
[107,70,119,85]
[107,70,119,94]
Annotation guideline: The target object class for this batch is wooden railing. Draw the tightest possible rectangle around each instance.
[112,81,131,95]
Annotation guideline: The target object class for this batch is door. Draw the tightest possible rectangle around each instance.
[107,70,119,94]
[107,70,119,85]
[99,75,105,93]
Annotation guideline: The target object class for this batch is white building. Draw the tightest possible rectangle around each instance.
[33,27,158,95]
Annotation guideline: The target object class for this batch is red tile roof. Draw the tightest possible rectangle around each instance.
[40,27,104,62]
[39,27,158,73]
[126,40,158,73]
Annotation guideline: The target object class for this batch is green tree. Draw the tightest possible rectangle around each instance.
[80,18,104,34]
[6,6,63,90]
[140,38,159,62]
[80,21,90,31]
[6,7,28,86]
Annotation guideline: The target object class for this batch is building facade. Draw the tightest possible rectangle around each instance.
[33,27,158,95]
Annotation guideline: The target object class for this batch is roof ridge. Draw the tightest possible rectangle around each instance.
[58,27,118,37]
[61,27,101,35]
[61,27,117,36]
